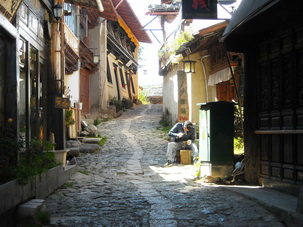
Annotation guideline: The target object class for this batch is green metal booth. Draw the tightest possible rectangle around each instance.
[198,101,234,178]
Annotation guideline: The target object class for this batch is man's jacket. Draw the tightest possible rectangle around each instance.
[168,122,195,142]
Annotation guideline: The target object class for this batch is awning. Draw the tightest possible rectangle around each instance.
[65,0,118,21]
[208,67,232,86]
[222,0,280,40]
[112,0,152,43]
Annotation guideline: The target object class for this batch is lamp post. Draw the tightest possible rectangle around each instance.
[51,1,66,149]
[53,3,63,21]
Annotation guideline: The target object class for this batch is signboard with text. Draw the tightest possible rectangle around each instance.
[182,0,217,20]
[177,71,189,122]
[0,0,23,21]
[55,96,70,109]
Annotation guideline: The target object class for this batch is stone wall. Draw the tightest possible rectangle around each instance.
[0,165,78,226]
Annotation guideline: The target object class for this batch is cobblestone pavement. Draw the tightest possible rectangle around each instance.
[44,104,285,227]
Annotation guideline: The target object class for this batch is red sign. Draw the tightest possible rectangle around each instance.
[182,0,217,20]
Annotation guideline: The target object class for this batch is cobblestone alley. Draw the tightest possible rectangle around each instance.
[43,104,285,226]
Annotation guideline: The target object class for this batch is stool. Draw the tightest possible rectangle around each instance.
[180,150,192,165]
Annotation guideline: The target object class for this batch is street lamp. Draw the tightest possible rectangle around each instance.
[53,3,63,21]
[93,54,100,64]
[182,60,196,73]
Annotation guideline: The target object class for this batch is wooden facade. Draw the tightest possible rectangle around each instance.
[223,0,303,195]
[255,27,303,194]
[80,68,90,115]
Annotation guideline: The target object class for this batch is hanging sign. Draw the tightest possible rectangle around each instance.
[182,0,217,20]
[177,71,189,122]
[0,0,23,22]
[55,96,70,109]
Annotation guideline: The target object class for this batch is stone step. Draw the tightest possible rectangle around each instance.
[82,137,102,144]
[17,199,44,219]
[67,147,80,157]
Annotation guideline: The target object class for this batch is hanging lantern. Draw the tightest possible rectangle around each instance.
[182,60,196,73]
[53,4,63,21]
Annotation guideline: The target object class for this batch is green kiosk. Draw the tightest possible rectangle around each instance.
[198,101,234,178]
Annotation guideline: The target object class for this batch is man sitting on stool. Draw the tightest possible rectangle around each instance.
[164,120,198,167]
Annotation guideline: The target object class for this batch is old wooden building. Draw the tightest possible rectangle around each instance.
[223,0,303,195]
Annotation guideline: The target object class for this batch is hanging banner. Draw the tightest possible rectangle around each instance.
[0,0,23,21]
[178,71,189,122]
[182,0,217,20]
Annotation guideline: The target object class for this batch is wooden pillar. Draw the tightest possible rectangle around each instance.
[51,0,65,149]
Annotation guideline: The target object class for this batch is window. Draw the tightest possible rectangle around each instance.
[20,3,28,25]
[64,3,78,35]
[78,9,88,38]
[18,37,27,139]
[106,58,113,84]
[28,11,38,34]
[130,76,135,94]
[119,65,126,88]
[38,21,44,40]
[107,23,115,36]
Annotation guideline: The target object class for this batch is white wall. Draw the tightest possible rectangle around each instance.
[65,70,80,106]
[162,67,179,124]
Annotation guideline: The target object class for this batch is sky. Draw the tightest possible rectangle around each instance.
[128,0,163,86]
[127,0,243,86]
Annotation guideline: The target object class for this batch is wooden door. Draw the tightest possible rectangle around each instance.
[80,68,90,115]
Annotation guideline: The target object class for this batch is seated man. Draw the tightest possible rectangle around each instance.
[164,120,198,167]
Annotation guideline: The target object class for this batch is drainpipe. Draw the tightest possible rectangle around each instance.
[200,55,210,102]
[96,0,104,12]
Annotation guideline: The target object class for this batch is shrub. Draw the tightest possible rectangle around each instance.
[94,118,102,126]
[0,124,21,184]
[65,109,75,126]
[98,136,107,146]
[138,90,149,104]
[109,97,123,112]
[35,210,51,225]
[14,150,58,185]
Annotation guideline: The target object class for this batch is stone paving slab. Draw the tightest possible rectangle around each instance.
[42,104,289,226]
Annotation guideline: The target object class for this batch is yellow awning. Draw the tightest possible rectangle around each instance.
[118,15,139,47]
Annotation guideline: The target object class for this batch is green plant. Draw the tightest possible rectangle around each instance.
[158,30,193,60]
[14,150,58,185]
[98,136,107,146]
[171,30,193,55]
[157,125,171,134]
[109,97,123,112]
[35,210,50,225]
[1,119,58,185]
[234,104,244,155]
[93,117,102,126]
[234,104,244,138]
[77,169,90,175]
[65,109,75,126]
[234,137,244,155]
[62,181,74,188]
[100,118,110,122]
[10,139,57,185]
[0,122,22,184]
[138,90,149,104]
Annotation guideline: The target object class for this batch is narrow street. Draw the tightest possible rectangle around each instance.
[44,104,284,226]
